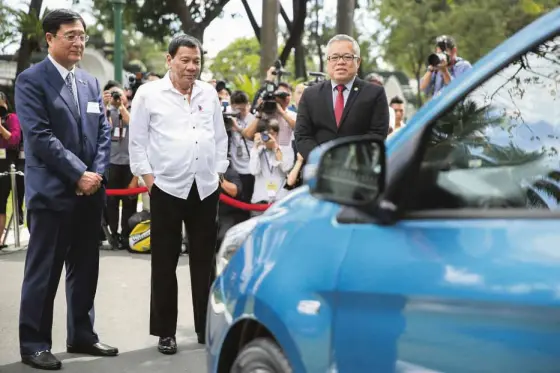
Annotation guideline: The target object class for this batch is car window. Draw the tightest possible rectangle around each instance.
[419,34,560,210]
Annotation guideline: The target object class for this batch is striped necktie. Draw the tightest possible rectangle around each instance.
[65,72,79,111]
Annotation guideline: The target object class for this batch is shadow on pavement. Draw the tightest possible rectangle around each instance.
[0,342,207,373]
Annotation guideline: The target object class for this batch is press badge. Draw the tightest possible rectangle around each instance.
[0,149,6,159]
[19,150,25,159]
[236,146,243,158]
[113,127,126,138]
[266,181,278,198]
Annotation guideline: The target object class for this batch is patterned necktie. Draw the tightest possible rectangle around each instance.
[65,72,79,110]
[334,84,345,127]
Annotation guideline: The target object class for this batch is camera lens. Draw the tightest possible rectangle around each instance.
[428,52,447,67]
[111,91,121,100]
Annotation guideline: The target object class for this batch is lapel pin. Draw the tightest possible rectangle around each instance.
[78,79,87,85]
[198,105,203,111]
[354,87,359,91]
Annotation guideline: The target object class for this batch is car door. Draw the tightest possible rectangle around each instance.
[331,34,560,373]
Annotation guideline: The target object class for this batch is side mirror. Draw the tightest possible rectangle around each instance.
[310,136,386,206]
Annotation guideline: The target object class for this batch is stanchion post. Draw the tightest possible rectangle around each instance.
[10,163,20,248]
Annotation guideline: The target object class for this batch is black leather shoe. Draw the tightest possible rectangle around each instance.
[158,336,177,355]
[21,350,62,370]
[67,342,119,356]
[197,332,205,345]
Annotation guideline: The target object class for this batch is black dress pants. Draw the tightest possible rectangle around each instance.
[106,163,137,239]
[149,181,219,337]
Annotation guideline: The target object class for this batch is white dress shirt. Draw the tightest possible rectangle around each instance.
[249,145,294,203]
[129,73,229,200]
[48,54,79,113]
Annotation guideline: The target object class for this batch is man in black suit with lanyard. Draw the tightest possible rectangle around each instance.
[295,34,390,159]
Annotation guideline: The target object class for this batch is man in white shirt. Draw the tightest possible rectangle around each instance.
[129,34,228,354]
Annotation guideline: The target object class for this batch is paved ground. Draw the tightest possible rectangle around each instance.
[0,246,207,372]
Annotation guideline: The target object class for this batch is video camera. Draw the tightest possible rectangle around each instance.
[127,72,147,100]
[256,60,291,115]
[304,72,327,87]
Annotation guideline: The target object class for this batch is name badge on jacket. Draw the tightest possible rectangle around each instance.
[87,102,101,114]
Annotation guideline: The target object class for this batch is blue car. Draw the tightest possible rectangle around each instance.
[207,8,560,373]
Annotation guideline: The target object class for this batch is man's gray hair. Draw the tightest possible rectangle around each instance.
[326,34,361,58]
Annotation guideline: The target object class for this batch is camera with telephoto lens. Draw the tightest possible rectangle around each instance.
[427,35,455,67]
[427,52,450,67]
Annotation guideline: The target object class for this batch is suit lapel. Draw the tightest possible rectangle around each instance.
[338,77,363,130]
[43,58,81,123]
[322,81,337,129]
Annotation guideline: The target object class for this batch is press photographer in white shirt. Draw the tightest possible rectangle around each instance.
[249,119,294,210]
[128,34,228,355]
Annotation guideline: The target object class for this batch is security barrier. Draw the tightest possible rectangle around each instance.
[105,186,271,211]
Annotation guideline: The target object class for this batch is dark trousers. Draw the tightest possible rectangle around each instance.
[150,182,219,337]
[106,163,137,238]
[239,173,255,204]
[19,196,103,355]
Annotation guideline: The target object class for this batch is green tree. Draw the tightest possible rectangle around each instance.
[0,3,18,52]
[210,37,261,79]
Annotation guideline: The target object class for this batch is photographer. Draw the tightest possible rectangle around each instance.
[249,119,294,206]
[0,92,22,249]
[419,35,472,98]
[226,91,255,204]
[242,66,297,147]
[102,84,135,250]
[216,161,244,250]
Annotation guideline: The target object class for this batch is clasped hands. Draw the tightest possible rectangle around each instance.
[76,171,102,196]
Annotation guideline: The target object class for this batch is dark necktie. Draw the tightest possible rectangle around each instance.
[65,73,79,111]
[334,84,345,127]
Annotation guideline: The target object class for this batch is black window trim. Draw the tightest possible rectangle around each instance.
[397,30,560,221]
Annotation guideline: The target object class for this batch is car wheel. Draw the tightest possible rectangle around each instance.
[231,338,292,373]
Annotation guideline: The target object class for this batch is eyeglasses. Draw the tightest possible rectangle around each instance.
[56,33,89,43]
[327,54,358,63]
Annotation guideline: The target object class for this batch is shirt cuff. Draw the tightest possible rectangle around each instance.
[215,159,229,174]
[131,162,153,177]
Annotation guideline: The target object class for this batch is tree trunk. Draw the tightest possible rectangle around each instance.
[336,0,355,35]
[15,0,43,77]
[279,0,307,66]
[294,45,306,79]
[260,0,279,82]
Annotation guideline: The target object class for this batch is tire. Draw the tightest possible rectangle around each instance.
[231,338,292,373]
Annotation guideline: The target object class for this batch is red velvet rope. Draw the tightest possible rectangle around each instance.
[105,187,271,212]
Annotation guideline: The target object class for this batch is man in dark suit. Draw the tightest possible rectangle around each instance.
[14,9,118,370]
[295,34,390,159]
